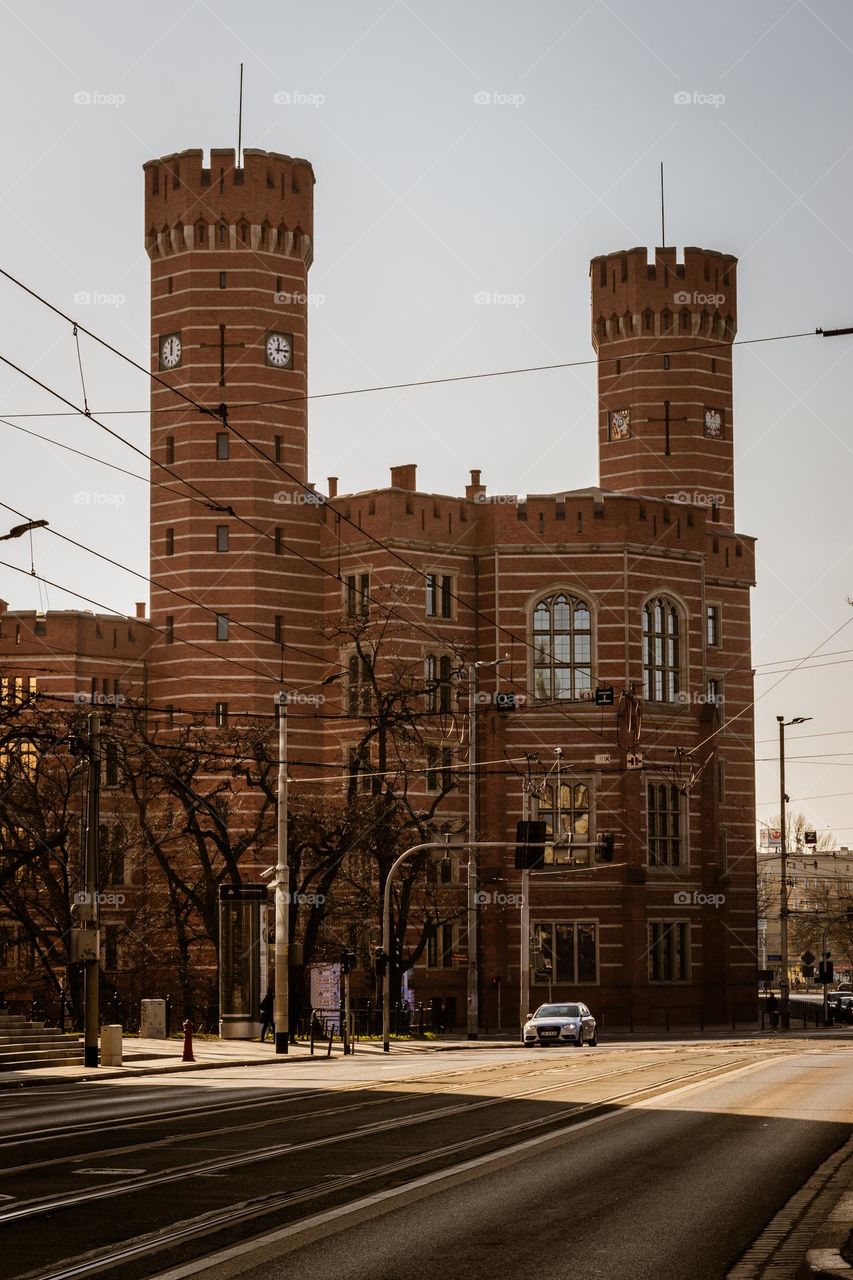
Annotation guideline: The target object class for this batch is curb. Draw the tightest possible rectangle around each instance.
[0,1038,526,1089]
[799,1193,853,1278]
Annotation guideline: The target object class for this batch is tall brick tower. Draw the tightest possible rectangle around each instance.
[591,247,737,528]
[143,147,321,718]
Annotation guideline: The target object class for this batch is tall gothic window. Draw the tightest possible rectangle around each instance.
[532,594,592,701]
[642,596,681,703]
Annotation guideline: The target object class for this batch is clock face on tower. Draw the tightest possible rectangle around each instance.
[608,408,631,440]
[265,332,293,369]
[704,407,723,438]
[159,333,182,370]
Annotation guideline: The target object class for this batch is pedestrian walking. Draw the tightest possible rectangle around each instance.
[767,990,779,1031]
[259,986,274,1043]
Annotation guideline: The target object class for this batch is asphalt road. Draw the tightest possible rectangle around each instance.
[2,1039,851,1280]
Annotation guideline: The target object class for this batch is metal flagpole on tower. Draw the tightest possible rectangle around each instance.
[237,64,244,169]
[660,162,666,246]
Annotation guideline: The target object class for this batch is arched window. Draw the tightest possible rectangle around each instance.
[532,594,592,701]
[642,596,681,703]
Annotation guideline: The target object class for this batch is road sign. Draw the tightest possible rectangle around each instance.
[626,752,644,770]
[801,950,816,966]
[767,953,782,962]
[804,831,817,846]
[594,686,615,707]
[594,753,611,765]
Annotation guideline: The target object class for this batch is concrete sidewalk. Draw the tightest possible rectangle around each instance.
[2,1022,851,1089]
[0,1031,527,1088]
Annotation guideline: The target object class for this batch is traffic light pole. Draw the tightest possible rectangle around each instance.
[382,840,520,1053]
[274,697,289,1054]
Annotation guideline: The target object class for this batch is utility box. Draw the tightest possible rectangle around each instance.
[219,883,268,1039]
[101,1024,122,1066]
[140,998,167,1039]
[71,927,100,963]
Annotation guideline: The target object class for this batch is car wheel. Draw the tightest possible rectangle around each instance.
[589,1031,598,1046]
[575,1028,584,1048]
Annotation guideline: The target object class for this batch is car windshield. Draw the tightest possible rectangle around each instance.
[534,1004,580,1018]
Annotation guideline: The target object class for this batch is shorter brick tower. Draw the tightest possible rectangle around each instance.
[143,147,322,718]
[591,247,737,527]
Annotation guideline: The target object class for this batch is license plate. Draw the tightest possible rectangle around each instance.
[539,1028,558,1038]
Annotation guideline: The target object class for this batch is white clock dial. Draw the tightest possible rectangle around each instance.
[265,332,292,368]
[160,334,182,369]
[704,408,722,438]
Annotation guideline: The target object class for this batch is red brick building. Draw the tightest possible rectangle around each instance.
[0,145,758,1028]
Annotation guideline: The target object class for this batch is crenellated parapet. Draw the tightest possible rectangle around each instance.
[143,147,315,264]
[590,246,737,348]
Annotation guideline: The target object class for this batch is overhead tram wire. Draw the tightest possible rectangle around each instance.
[1,268,838,754]
[0,259,822,416]
[0,351,614,745]
[2,400,848,708]
[0,557,309,693]
[0,496,345,678]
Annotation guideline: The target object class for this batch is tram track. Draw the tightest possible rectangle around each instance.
[13,1050,781,1280]
[0,1051,740,1182]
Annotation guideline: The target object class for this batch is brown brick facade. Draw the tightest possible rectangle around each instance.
[0,147,758,1028]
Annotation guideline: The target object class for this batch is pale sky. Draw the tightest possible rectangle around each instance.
[0,0,851,841]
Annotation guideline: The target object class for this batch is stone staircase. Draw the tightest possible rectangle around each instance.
[0,1011,83,1069]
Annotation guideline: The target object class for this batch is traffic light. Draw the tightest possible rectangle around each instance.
[340,949,357,975]
[818,958,834,984]
[515,820,547,870]
[373,947,387,978]
[597,833,615,862]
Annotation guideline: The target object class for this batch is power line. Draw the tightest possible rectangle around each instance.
[0,347,618,748]
[0,496,342,679]
[0,558,304,691]
[0,258,822,415]
[3,268,832,762]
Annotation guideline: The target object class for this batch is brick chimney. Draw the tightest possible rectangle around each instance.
[465,468,486,500]
[327,476,338,498]
[390,464,417,491]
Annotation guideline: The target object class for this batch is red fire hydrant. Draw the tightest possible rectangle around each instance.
[182,1018,195,1062]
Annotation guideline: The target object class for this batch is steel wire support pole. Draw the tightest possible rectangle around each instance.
[274,697,289,1054]
[83,712,100,1068]
[467,664,479,1040]
[778,716,790,1031]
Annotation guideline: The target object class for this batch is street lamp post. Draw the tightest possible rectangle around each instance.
[778,714,811,1030]
[0,519,48,542]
